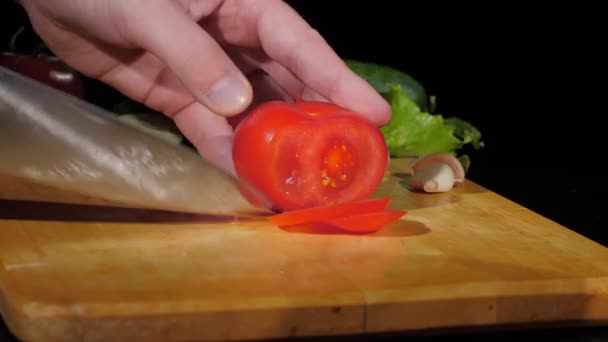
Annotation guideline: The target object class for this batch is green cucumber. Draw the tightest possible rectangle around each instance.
[344,59,429,111]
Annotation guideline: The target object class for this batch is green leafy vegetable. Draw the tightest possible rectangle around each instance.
[344,59,484,173]
[444,118,485,150]
[381,85,460,156]
[344,59,429,111]
[457,154,471,174]
[380,85,483,172]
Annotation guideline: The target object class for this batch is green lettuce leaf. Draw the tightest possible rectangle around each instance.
[444,117,485,150]
[380,85,484,162]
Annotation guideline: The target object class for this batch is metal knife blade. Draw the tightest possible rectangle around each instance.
[0,66,271,217]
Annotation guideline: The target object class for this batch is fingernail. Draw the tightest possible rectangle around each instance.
[205,74,251,115]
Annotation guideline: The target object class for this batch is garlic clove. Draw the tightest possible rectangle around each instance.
[409,152,465,184]
[408,163,456,193]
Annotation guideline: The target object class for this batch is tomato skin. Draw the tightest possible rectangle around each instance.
[232,100,388,212]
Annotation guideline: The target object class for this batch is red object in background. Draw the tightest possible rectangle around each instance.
[0,53,84,98]
[232,100,389,212]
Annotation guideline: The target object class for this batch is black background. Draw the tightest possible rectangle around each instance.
[1,1,607,341]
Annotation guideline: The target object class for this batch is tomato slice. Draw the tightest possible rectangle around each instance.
[232,101,388,212]
[268,198,407,235]
[268,197,391,227]
[323,210,407,234]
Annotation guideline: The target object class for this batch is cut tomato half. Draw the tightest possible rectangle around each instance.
[232,100,388,212]
[268,197,391,227]
[324,210,407,234]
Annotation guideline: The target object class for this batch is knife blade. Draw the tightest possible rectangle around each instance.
[0,66,271,217]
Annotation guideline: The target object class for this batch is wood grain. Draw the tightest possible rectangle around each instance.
[1,158,608,342]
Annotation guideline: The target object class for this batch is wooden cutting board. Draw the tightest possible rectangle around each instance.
[1,158,608,342]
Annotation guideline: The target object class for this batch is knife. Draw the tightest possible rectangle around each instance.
[0,66,271,217]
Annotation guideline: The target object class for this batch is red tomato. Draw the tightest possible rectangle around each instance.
[268,197,391,227]
[324,210,407,234]
[232,100,389,212]
[268,197,407,235]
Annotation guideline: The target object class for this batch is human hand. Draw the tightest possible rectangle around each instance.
[20,0,391,174]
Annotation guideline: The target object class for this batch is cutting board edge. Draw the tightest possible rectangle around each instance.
[3,276,608,316]
[360,318,608,341]
[0,293,368,342]
[364,276,608,300]
[4,291,608,342]
[3,277,608,342]
[0,289,369,318]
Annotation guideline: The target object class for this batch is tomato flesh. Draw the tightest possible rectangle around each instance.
[268,197,391,227]
[324,210,407,233]
[232,101,388,212]
[268,198,407,234]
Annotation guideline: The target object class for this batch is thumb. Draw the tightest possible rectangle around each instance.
[122,1,253,116]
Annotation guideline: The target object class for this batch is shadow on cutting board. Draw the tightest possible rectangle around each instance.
[0,199,263,224]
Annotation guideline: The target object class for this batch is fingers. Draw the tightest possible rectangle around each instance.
[246,70,293,105]
[172,102,236,176]
[226,47,328,103]
[260,61,329,102]
[255,2,392,125]
[122,1,252,117]
[173,70,296,176]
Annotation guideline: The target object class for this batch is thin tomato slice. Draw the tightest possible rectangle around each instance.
[324,210,407,234]
[268,197,391,227]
